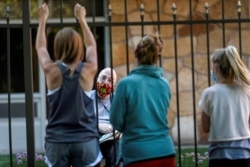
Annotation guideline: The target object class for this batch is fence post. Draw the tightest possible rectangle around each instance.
[204,2,211,86]
[22,0,35,166]
[139,4,144,37]
[237,0,242,58]
[6,5,13,167]
[171,3,182,167]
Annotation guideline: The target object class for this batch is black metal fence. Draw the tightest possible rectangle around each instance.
[1,0,250,167]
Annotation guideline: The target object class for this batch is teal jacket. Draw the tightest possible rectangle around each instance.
[110,65,175,165]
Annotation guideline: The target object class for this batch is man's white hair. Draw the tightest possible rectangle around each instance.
[98,67,117,83]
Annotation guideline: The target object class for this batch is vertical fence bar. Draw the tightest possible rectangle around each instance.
[156,0,160,34]
[204,3,211,87]
[108,4,114,89]
[171,3,181,167]
[237,0,242,58]
[124,0,130,74]
[139,4,144,37]
[91,0,97,35]
[6,5,13,167]
[59,0,63,26]
[188,0,198,166]
[22,0,35,166]
[91,0,100,154]
[107,3,117,165]
[221,0,226,47]
[156,0,162,67]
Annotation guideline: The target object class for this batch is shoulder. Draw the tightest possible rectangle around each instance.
[85,90,96,99]
[200,85,222,102]
[81,61,98,76]
[203,84,218,93]
[160,76,170,86]
[117,75,137,88]
[44,62,62,90]
[114,77,136,96]
[79,62,98,91]
[200,86,212,99]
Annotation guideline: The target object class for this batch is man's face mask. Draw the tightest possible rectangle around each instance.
[97,82,112,98]
[97,71,116,98]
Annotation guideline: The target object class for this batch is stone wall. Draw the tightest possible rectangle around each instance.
[108,0,250,145]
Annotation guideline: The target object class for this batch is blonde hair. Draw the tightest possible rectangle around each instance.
[134,32,163,65]
[54,27,83,64]
[212,45,250,86]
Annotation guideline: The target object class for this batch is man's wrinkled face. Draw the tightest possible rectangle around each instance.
[97,68,117,99]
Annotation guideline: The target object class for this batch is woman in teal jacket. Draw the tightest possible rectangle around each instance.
[110,33,176,167]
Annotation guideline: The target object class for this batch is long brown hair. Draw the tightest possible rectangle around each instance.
[134,32,163,65]
[54,27,83,64]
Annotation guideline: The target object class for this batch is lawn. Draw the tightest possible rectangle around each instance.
[0,153,47,167]
[0,147,209,167]
[176,147,209,167]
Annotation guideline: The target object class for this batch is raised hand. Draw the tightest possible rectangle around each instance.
[37,3,49,21]
[74,3,86,21]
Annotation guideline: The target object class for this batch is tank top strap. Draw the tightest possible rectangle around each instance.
[57,61,67,72]
[56,61,83,73]
[76,62,84,72]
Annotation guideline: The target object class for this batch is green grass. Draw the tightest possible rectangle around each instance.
[0,147,209,167]
[176,147,209,167]
[0,153,47,167]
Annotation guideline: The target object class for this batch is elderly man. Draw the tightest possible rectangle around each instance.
[89,67,118,167]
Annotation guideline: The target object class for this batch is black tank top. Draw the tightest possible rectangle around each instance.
[45,62,98,142]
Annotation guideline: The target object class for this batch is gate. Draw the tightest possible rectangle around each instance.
[1,0,250,167]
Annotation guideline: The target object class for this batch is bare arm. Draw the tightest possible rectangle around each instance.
[36,3,61,90]
[201,111,210,133]
[74,3,98,90]
[36,3,51,70]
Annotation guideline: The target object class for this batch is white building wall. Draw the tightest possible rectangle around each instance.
[0,65,47,154]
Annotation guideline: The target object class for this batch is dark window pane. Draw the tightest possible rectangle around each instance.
[0,1,104,21]
[47,0,104,18]
[0,28,39,93]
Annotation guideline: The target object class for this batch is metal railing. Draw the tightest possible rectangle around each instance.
[1,0,249,166]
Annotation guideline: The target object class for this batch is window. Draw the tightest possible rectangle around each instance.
[0,28,39,93]
[0,0,105,94]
